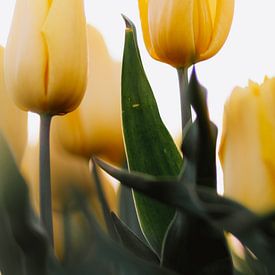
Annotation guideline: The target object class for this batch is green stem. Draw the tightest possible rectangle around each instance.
[39,114,53,246]
[177,67,191,137]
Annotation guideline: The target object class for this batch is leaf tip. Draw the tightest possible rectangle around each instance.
[121,14,134,31]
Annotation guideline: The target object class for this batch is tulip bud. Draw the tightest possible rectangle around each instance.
[138,0,235,68]
[5,0,87,115]
[54,25,124,165]
[0,46,27,163]
[219,79,275,213]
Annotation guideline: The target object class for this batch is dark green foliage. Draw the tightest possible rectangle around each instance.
[0,15,274,275]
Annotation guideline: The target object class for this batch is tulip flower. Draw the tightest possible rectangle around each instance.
[138,0,235,68]
[54,25,124,165]
[219,79,275,213]
[0,46,27,163]
[4,0,87,115]
[5,0,88,243]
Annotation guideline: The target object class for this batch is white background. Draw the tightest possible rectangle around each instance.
[1,0,275,191]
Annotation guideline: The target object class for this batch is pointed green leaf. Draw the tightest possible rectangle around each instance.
[121,16,182,255]
[181,69,217,188]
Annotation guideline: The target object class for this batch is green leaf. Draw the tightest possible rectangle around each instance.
[162,211,233,275]
[181,69,217,188]
[111,212,159,263]
[97,158,275,273]
[0,205,24,275]
[74,193,179,275]
[0,133,51,275]
[91,160,118,240]
[118,184,145,242]
[121,16,182,255]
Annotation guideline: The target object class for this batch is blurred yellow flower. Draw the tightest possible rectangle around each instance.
[138,0,234,68]
[21,134,117,257]
[4,0,87,115]
[0,46,27,163]
[54,25,124,165]
[219,78,275,213]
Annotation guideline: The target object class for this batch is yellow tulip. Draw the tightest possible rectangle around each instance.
[54,25,124,165]
[21,135,117,257]
[138,0,235,68]
[5,0,87,115]
[0,46,27,163]
[219,78,275,213]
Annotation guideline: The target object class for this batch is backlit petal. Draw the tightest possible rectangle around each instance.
[148,0,195,67]
[42,0,87,114]
[200,0,234,60]
[5,0,48,112]
[138,0,159,60]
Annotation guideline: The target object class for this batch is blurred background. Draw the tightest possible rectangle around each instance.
[1,0,275,192]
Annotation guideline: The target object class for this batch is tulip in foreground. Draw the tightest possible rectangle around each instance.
[138,0,235,68]
[5,0,87,115]
[220,79,275,213]
[4,0,88,246]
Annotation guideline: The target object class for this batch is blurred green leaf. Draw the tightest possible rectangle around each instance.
[97,157,275,273]
[111,212,159,263]
[0,204,23,275]
[0,132,60,275]
[74,193,179,275]
[121,16,182,255]
[91,160,118,240]
[161,211,232,275]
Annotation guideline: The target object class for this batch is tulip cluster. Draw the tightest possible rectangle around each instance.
[1,0,124,254]
[2,0,275,274]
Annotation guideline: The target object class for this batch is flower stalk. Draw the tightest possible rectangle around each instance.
[177,67,191,137]
[39,114,53,246]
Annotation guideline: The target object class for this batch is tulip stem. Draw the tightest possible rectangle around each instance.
[39,114,54,246]
[177,67,191,137]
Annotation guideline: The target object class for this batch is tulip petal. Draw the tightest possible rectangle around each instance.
[5,0,48,112]
[148,0,195,68]
[42,0,87,114]
[207,0,217,25]
[199,0,234,60]
[0,47,27,163]
[138,0,159,61]
[193,0,215,55]
[259,78,275,180]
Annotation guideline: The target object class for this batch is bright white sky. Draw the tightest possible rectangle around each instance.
[1,0,275,192]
